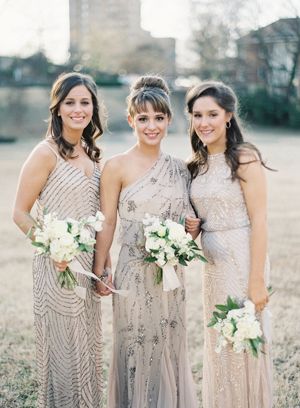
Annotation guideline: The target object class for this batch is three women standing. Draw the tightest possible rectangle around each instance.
[94,75,198,408]
[13,72,105,407]
[186,81,273,408]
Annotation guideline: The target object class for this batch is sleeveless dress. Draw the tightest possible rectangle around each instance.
[32,142,103,408]
[190,153,273,408]
[107,153,198,408]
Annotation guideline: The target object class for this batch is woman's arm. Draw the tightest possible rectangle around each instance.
[12,144,56,236]
[238,151,269,312]
[93,157,122,295]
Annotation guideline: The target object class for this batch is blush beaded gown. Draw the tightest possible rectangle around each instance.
[108,153,198,408]
[190,152,273,408]
[33,141,103,408]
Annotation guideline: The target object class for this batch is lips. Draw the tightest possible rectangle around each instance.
[71,117,85,122]
[200,129,214,135]
[145,133,159,139]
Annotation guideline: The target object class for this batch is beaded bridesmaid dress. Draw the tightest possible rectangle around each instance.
[190,152,273,408]
[108,153,198,408]
[33,142,103,408]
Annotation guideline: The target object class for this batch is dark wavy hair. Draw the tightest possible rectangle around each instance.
[46,72,104,161]
[186,81,268,180]
[127,75,172,118]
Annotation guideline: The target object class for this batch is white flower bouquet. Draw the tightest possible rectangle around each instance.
[208,296,265,357]
[143,213,207,291]
[31,210,105,289]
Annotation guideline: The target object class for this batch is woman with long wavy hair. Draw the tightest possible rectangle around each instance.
[13,72,109,407]
[185,81,273,408]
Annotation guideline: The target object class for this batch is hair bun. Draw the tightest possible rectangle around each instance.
[131,75,170,95]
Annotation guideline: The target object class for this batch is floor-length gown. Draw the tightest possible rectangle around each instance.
[190,152,273,408]
[108,152,198,408]
[33,142,103,407]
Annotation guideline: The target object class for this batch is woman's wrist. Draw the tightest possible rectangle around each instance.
[94,267,111,279]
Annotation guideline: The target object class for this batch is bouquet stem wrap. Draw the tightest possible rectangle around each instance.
[162,264,181,292]
[68,259,129,300]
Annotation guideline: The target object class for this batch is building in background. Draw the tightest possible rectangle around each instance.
[237,18,300,96]
[69,0,176,78]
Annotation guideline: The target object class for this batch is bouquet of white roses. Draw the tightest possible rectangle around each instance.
[31,210,105,290]
[208,296,265,357]
[143,213,207,291]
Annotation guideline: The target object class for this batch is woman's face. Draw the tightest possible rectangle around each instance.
[128,101,170,147]
[58,85,94,135]
[191,95,232,152]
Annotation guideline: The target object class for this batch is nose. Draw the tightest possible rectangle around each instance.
[73,103,83,112]
[147,119,156,130]
[199,117,209,128]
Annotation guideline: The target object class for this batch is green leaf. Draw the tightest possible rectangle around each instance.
[198,254,208,263]
[215,304,228,312]
[207,316,217,327]
[31,241,46,248]
[227,296,239,310]
[154,268,163,285]
[178,217,185,226]
[145,256,157,263]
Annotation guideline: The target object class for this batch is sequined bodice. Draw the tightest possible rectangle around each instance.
[118,153,191,247]
[190,153,250,232]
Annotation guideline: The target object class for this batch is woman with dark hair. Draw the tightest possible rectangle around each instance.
[94,75,198,407]
[13,72,108,407]
[185,81,273,407]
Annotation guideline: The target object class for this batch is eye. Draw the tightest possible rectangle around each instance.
[193,113,201,118]
[209,113,218,117]
[156,116,165,121]
[82,101,91,105]
[138,117,148,122]
[65,101,74,105]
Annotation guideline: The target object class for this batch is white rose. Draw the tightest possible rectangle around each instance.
[156,254,166,267]
[59,232,75,247]
[167,221,186,241]
[95,210,105,221]
[93,220,103,232]
[157,226,167,237]
[145,237,160,251]
[221,321,235,340]
[48,220,68,239]
[243,300,255,315]
[69,221,80,236]
[50,239,66,262]
[34,230,49,245]
[227,309,243,319]
[79,229,95,245]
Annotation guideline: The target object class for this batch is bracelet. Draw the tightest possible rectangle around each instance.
[98,267,111,281]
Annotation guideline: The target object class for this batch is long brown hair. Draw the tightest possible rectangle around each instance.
[186,81,268,180]
[46,72,104,161]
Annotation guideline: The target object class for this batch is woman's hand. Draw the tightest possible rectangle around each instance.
[95,274,115,296]
[248,278,269,312]
[185,215,201,238]
[54,260,69,272]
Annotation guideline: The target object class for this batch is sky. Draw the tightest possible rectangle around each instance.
[0,0,299,64]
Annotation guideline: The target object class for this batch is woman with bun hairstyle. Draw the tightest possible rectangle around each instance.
[94,75,198,407]
[185,81,273,407]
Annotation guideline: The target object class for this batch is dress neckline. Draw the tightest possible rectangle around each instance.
[120,151,164,197]
[207,152,225,160]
